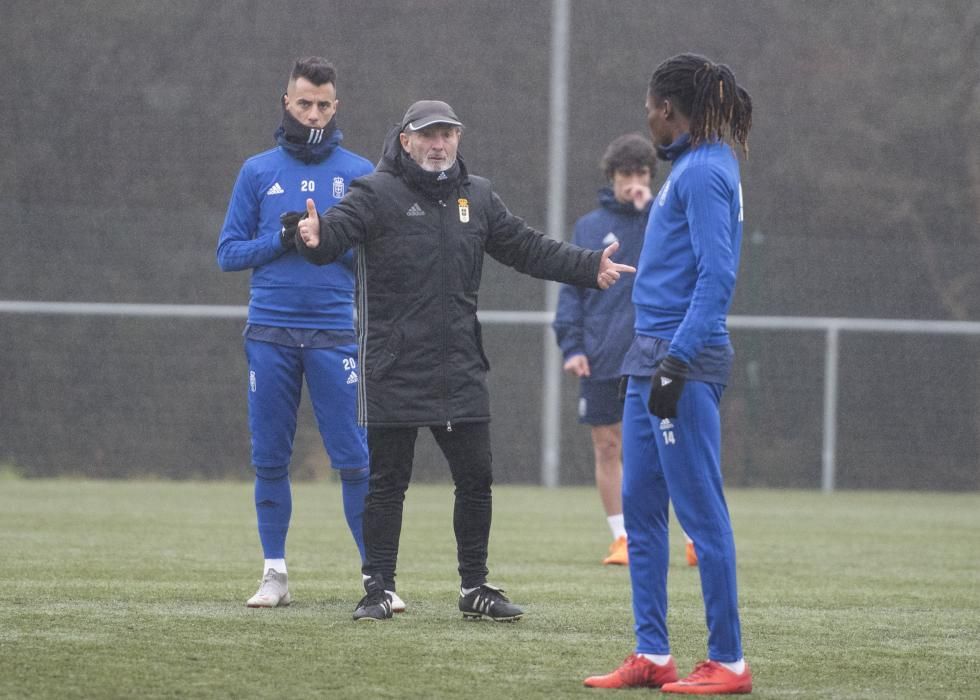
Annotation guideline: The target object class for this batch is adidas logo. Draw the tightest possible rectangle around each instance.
[602,232,619,246]
[266,182,284,196]
[436,171,448,181]
[406,202,425,216]
[659,418,674,431]
[346,370,358,385]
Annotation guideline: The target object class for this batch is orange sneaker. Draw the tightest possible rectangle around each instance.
[661,660,753,694]
[602,535,629,566]
[685,540,698,567]
[583,653,678,689]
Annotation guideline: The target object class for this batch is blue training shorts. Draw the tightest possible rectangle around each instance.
[578,377,623,426]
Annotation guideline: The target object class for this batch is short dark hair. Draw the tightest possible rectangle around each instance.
[600,133,657,180]
[648,53,752,155]
[290,56,337,87]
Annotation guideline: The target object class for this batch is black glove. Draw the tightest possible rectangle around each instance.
[648,355,689,418]
[279,210,306,249]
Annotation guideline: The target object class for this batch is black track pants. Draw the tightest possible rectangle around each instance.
[362,422,493,591]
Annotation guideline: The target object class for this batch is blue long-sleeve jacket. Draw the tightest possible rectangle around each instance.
[631,138,743,364]
[552,188,650,379]
[216,141,373,329]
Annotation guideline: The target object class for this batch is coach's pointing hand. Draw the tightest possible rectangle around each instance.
[597,241,636,289]
[298,198,320,248]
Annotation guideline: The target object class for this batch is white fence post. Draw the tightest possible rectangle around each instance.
[821,325,840,493]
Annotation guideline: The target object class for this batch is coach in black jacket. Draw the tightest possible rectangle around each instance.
[296,100,634,622]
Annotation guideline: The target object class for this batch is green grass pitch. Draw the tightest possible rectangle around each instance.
[0,478,977,698]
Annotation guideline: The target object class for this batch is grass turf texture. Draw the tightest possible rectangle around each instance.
[0,480,977,699]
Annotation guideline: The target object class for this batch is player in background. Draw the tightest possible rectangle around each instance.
[217,57,404,613]
[553,134,655,566]
[554,135,698,569]
[584,53,754,693]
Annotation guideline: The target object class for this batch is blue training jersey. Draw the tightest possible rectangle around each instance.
[216,145,373,329]
[632,138,744,364]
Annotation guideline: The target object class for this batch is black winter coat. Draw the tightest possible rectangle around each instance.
[298,126,602,428]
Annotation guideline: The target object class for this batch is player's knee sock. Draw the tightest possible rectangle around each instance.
[607,513,626,539]
[254,466,291,560]
[339,466,369,561]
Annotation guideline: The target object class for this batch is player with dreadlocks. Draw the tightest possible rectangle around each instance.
[584,54,754,694]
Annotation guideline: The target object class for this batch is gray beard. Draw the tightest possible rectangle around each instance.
[418,157,456,173]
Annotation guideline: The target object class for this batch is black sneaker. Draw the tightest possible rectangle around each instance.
[353,576,392,622]
[458,583,524,622]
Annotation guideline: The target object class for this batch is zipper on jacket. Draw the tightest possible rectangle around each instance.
[438,199,452,430]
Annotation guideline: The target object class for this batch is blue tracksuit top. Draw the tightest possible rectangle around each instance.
[216,144,373,329]
[552,188,650,379]
[632,137,743,364]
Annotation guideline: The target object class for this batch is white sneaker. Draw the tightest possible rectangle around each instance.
[386,590,406,613]
[246,568,291,608]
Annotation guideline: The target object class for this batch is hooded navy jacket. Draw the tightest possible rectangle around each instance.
[297,126,602,428]
[552,188,650,380]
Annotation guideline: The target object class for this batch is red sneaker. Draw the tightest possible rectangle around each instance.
[661,660,753,694]
[583,653,678,689]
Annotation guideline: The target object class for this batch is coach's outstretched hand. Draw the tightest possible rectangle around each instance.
[597,241,636,289]
[297,198,321,249]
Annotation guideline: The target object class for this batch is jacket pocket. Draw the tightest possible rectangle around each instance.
[367,326,403,380]
[474,317,491,371]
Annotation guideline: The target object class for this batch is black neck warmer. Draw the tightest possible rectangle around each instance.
[399,152,462,201]
[274,105,342,164]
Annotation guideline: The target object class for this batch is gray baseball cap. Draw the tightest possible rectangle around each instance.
[401,100,464,131]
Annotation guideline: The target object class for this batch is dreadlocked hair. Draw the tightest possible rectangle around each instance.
[649,53,753,156]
